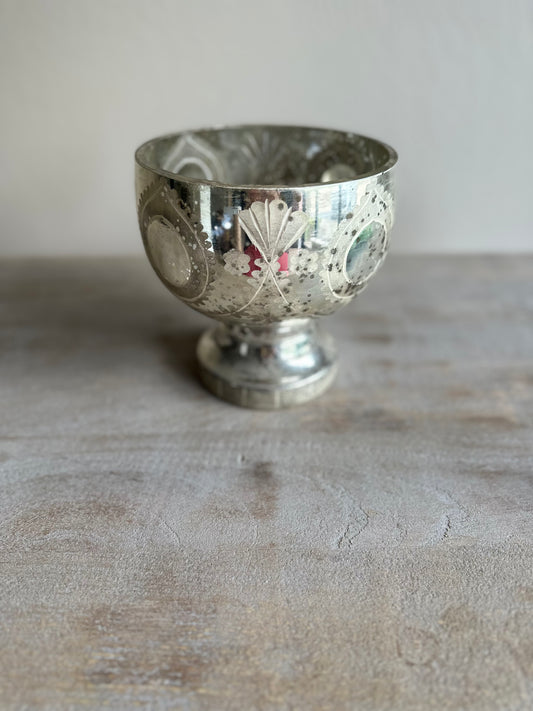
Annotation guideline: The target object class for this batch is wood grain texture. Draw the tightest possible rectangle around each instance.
[0,255,532,710]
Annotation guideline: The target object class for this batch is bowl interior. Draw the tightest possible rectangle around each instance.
[136,125,397,187]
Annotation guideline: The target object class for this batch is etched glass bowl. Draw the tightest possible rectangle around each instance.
[135,125,397,408]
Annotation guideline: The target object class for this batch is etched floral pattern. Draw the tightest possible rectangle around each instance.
[288,249,319,276]
[223,249,250,276]
[139,182,394,323]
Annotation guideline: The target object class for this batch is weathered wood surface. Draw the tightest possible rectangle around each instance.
[1,255,532,711]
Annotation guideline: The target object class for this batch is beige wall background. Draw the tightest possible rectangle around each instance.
[0,0,532,256]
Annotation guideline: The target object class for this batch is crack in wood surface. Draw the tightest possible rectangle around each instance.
[336,508,370,549]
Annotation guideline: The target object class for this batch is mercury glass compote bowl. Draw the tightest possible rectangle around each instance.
[135,125,397,408]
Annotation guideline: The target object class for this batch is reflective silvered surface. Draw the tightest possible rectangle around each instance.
[135,125,397,408]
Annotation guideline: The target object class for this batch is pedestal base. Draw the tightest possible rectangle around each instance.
[196,319,337,409]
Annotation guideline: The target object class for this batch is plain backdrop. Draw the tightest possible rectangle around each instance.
[0,0,532,256]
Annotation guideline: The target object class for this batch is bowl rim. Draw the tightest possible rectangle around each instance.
[135,123,398,190]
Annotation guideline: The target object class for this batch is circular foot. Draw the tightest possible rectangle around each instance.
[196,319,337,409]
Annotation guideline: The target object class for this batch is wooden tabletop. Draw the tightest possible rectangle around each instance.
[1,255,532,710]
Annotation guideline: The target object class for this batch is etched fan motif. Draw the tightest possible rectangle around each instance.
[239,200,308,258]
[201,199,310,320]
[238,199,308,299]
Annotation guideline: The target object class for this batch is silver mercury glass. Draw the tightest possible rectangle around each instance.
[135,125,397,408]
